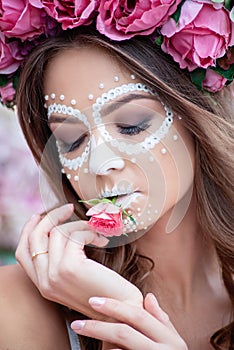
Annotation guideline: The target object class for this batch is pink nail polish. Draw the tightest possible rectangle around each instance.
[89,297,106,306]
[63,203,74,211]
[149,293,159,307]
[71,320,86,331]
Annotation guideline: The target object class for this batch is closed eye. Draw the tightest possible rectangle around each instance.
[58,133,88,153]
[116,119,151,136]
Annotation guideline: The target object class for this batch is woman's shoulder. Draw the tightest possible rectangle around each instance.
[0,264,70,350]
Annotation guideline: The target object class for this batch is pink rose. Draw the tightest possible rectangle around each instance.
[96,0,183,41]
[0,33,23,74]
[0,81,15,102]
[202,69,227,92]
[43,0,99,30]
[86,202,124,237]
[161,0,234,71]
[0,0,46,41]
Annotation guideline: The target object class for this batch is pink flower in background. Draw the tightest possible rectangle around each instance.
[0,33,23,74]
[161,0,234,71]
[0,82,15,102]
[0,108,43,249]
[0,0,47,41]
[202,69,227,92]
[43,0,99,30]
[97,0,182,41]
[86,202,124,237]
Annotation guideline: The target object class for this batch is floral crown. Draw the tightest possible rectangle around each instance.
[0,0,233,107]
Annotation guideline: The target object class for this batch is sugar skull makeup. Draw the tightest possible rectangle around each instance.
[46,79,174,172]
[45,48,194,245]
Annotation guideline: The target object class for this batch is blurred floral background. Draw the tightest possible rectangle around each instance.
[0,105,43,265]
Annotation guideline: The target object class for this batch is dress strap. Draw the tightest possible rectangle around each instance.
[65,319,82,350]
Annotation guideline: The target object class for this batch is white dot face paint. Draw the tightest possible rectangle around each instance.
[45,47,195,245]
[47,85,176,236]
[47,82,174,172]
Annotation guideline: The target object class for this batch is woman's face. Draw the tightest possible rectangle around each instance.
[44,47,195,241]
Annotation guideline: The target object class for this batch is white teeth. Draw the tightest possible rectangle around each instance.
[126,185,133,194]
[100,184,134,198]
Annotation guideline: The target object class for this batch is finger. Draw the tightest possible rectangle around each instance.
[48,221,108,273]
[87,297,173,344]
[47,221,108,282]
[58,229,108,273]
[144,294,177,333]
[28,204,74,281]
[144,293,169,324]
[57,221,109,248]
[15,214,42,285]
[29,204,74,253]
[71,319,161,350]
[60,224,108,264]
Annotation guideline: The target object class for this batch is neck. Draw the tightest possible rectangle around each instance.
[136,191,220,308]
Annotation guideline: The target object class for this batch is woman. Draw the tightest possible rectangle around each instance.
[0,6,233,350]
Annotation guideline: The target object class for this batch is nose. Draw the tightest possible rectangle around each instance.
[89,135,125,175]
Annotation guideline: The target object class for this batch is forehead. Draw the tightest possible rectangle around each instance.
[44,46,133,110]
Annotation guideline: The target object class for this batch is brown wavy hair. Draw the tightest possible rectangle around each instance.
[16,27,234,349]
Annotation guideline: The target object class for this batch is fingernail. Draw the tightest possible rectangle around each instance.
[149,293,169,322]
[89,297,106,306]
[149,293,159,307]
[63,203,74,211]
[71,320,86,331]
[159,311,170,323]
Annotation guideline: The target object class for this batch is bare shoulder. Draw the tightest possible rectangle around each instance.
[0,264,70,350]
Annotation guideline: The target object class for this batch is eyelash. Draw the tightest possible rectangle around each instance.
[117,119,151,135]
[60,119,151,152]
[60,134,87,153]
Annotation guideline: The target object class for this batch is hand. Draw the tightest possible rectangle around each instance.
[15,204,143,319]
[71,293,188,350]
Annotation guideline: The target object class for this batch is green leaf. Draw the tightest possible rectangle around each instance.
[111,196,118,204]
[129,215,137,225]
[171,0,186,24]
[13,71,20,90]
[0,75,10,87]
[122,210,137,225]
[190,68,206,90]
[154,35,163,46]
[79,199,103,205]
[224,0,234,10]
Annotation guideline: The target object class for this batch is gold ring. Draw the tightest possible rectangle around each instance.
[31,250,48,260]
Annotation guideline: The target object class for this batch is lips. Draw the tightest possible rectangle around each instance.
[99,184,134,199]
[115,192,141,209]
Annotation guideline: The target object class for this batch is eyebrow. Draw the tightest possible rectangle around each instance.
[48,116,79,124]
[101,93,157,116]
[48,93,157,124]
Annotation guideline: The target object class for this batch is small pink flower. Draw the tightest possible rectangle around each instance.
[161,0,234,71]
[42,0,99,30]
[86,202,124,237]
[0,0,47,41]
[0,33,23,74]
[0,81,15,102]
[202,68,227,92]
[96,0,183,41]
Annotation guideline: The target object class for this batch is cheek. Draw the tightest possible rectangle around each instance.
[148,121,195,214]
